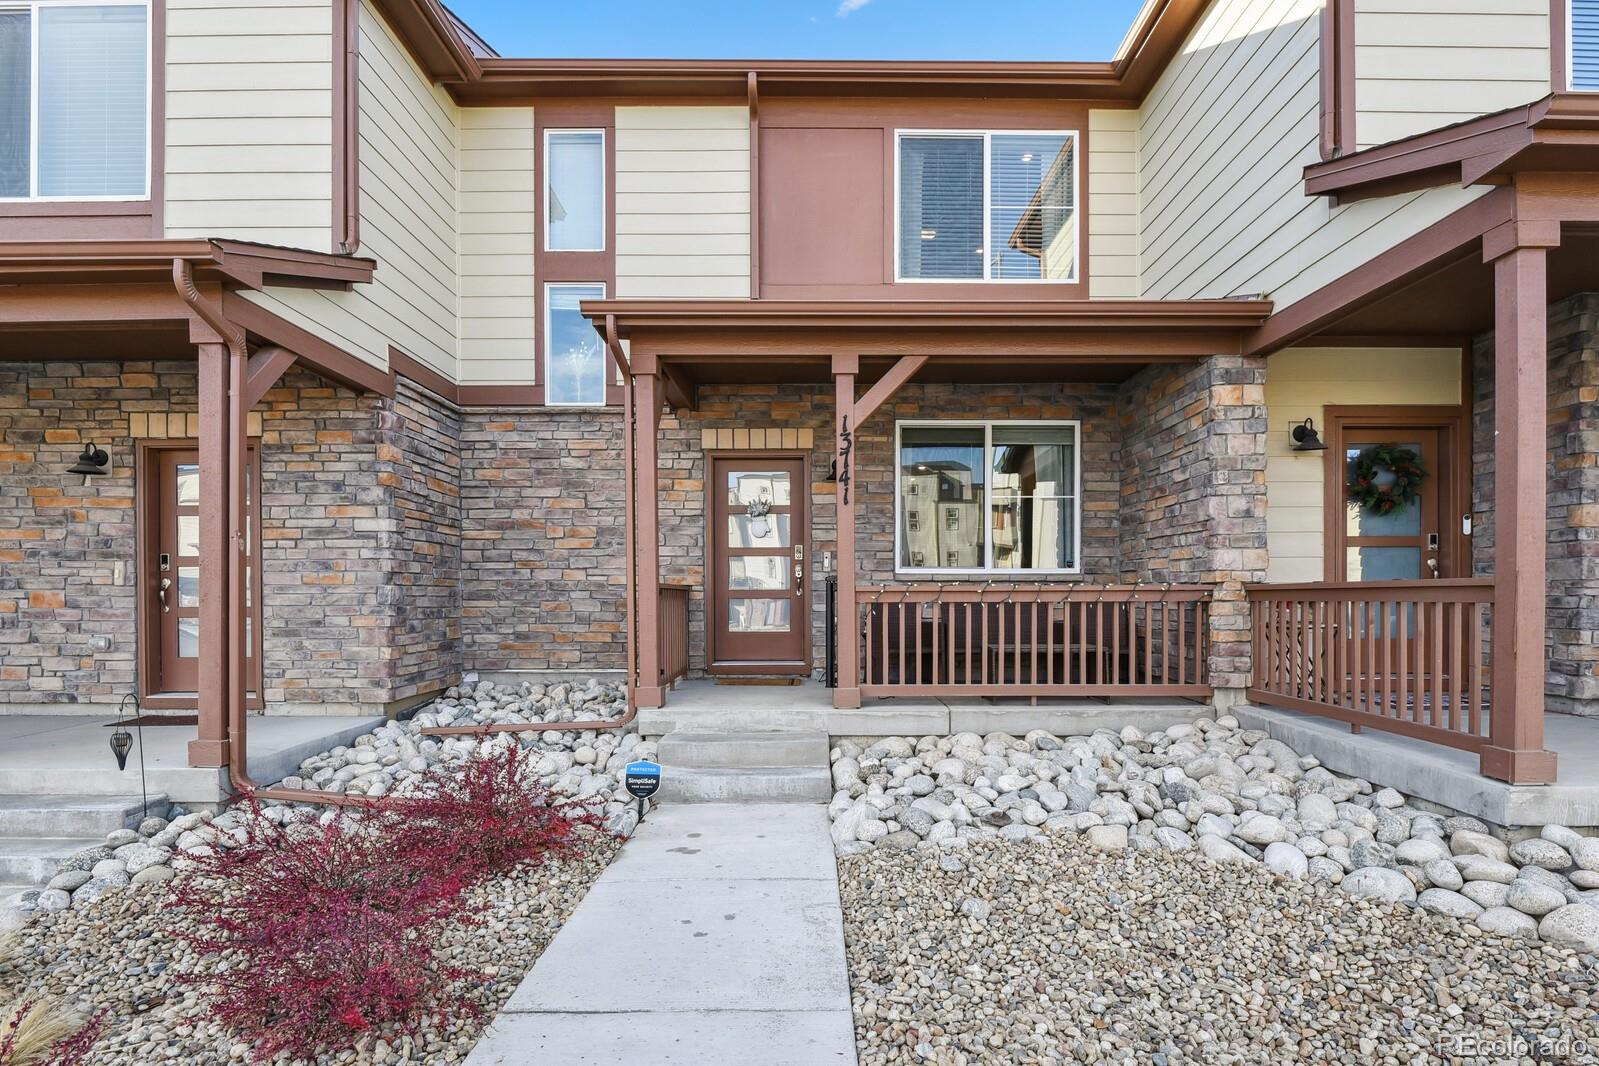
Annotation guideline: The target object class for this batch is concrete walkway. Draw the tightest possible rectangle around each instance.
[465,803,857,1066]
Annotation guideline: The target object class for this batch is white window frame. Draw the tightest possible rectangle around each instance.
[894,419,1083,577]
[1572,0,1599,91]
[0,0,152,202]
[542,127,606,252]
[543,281,608,408]
[892,129,1079,285]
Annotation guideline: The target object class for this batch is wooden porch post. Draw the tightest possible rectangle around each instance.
[189,341,232,767]
[833,353,860,709]
[632,361,666,708]
[1480,220,1559,784]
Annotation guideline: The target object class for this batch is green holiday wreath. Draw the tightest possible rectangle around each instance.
[1347,443,1427,517]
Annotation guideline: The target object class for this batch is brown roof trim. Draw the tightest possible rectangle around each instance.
[371,0,1207,103]
[1303,94,1599,203]
[584,298,1272,334]
[1245,186,1516,356]
[0,238,376,290]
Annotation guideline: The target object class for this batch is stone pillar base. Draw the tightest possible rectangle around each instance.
[1211,687,1248,714]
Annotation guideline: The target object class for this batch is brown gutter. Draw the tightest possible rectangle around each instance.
[417,315,639,740]
[173,258,376,809]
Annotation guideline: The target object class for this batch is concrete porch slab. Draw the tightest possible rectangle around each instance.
[467,1010,855,1066]
[1235,704,1599,829]
[0,714,383,805]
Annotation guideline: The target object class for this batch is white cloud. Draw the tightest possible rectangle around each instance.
[836,0,872,16]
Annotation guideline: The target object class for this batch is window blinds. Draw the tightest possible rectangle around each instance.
[1576,0,1599,91]
[37,4,148,197]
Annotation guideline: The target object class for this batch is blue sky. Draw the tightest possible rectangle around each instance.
[446,1,1147,62]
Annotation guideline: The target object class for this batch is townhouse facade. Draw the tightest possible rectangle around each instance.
[2,0,1598,787]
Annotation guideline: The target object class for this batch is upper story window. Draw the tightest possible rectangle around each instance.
[545,282,608,406]
[896,421,1081,575]
[895,130,1077,284]
[545,129,605,251]
[0,1,149,200]
[1575,1,1599,90]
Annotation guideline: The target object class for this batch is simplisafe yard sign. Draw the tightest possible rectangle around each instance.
[625,760,661,823]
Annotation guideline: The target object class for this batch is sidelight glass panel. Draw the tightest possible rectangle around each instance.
[177,566,198,608]
[727,470,791,507]
[728,598,791,633]
[175,464,199,506]
[728,514,790,549]
[177,618,199,658]
[546,130,604,251]
[177,515,200,557]
[729,556,789,590]
[899,426,984,569]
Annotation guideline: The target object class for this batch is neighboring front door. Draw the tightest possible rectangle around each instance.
[708,455,809,674]
[1335,423,1452,581]
[143,446,262,702]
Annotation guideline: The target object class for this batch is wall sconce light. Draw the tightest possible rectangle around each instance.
[67,442,111,480]
[1290,419,1327,452]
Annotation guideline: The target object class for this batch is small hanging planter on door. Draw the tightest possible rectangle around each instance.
[1347,442,1427,517]
[745,493,772,540]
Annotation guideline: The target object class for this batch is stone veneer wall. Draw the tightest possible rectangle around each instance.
[1472,292,1599,717]
[1116,356,1269,691]
[457,408,627,675]
[0,360,461,713]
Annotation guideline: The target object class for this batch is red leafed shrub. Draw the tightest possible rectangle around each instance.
[171,800,477,1062]
[391,744,606,881]
[172,748,608,1063]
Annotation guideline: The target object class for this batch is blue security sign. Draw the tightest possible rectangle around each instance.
[625,760,661,800]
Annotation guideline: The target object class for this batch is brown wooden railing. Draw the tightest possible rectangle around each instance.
[658,584,691,688]
[1247,580,1493,753]
[855,584,1212,698]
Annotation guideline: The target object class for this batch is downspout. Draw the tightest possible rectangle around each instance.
[418,314,639,738]
[174,258,376,809]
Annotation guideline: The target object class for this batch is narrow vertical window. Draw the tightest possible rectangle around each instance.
[545,129,605,251]
[544,283,607,406]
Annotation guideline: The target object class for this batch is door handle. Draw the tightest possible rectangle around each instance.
[1426,558,1439,578]
[159,577,171,613]
[794,564,804,594]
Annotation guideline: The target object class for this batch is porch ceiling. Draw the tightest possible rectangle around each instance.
[1313,227,1599,341]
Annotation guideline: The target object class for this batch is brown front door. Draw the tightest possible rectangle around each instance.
[1337,426,1448,582]
[143,446,262,701]
[708,455,809,673]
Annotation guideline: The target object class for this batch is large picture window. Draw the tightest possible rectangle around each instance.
[544,282,607,406]
[0,1,149,200]
[896,421,1080,574]
[896,130,1077,283]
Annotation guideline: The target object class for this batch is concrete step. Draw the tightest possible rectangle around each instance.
[639,706,830,737]
[658,732,830,770]
[0,837,104,885]
[0,794,166,838]
[659,766,832,804]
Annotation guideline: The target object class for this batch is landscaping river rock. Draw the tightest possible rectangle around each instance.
[828,716,1599,953]
[8,678,652,920]
[840,835,1598,1064]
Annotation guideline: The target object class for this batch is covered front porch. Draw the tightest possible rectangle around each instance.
[585,298,1277,729]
